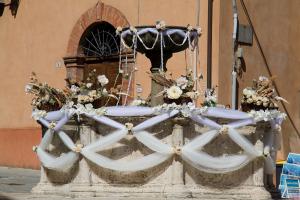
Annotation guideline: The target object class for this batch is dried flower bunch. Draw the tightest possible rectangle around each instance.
[65,69,117,108]
[241,76,287,112]
[151,69,200,105]
[25,72,67,112]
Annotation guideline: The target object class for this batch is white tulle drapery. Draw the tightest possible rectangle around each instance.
[36,129,79,171]
[34,106,283,174]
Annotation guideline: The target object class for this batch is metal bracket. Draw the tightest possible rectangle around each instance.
[238,24,253,45]
[236,47,243,58]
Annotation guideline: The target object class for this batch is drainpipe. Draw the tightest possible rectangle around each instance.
[231,0,238,109]
[207,0,213,89]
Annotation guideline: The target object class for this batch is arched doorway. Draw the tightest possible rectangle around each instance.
[63,2,133,105]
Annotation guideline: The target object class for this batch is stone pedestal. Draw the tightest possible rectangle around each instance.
[150,72,165,106]
[32,118,273,199]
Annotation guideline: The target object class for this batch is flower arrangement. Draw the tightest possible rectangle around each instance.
[241,76,287,112]
[202,88,217,107]
[26,70,118,113]
[65,69,117,108]
[151,69,200,105]
[25,72,67,112]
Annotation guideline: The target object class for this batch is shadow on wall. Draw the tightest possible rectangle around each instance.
[0,194,14,200]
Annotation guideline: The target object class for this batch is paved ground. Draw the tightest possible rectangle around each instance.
[0,165,110,200]
[0,167,39,200]
[0,167,159,200]
[0,166,283,200]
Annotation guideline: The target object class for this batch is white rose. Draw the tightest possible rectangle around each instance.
[78,95,91,103]
[262,97,269,103]
[97,75,109,86]
[86,83,92,88]
[257,96,263,101]
[175,76,188,89]
[125,122,134,131]
[70,85,79,93]
[102,88,108,95]
[88,90,97,98]
[49,121,56,129]
[247,98,253,104]
[206,95,217,103]
[263,102,269,107]
[243,88,255,96]
[252,95,258,102]
[167,86,182,99]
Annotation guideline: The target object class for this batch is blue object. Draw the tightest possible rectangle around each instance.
[287,153,300,165]
[282,163,300,176]
[280,153,300,198]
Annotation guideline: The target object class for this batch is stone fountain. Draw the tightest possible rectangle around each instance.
[31,24,280,199]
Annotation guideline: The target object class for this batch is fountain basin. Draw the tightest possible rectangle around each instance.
[121,26,199,72]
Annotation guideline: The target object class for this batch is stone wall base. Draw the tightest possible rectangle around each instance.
[32,183,271,199]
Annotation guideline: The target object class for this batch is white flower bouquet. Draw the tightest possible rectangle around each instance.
[65,69,117,108]
[151,70,199,105]
[202,88,217,107]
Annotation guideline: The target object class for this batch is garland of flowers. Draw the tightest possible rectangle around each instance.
[32,101,286,124]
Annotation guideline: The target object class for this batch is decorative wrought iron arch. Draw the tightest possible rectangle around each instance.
[78,22,120,57]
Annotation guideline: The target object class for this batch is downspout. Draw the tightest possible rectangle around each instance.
[231,0,238,109]
[207,0,213,89]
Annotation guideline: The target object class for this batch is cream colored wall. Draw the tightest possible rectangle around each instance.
[0,0,220,128]
[218,0,300,158]
[0,0,98,128]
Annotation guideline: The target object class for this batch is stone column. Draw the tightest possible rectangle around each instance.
[150,72,165,106]
[147,51,173,106]
[253,126,264,187]
[171,118,186,185]
[72,124,92,185]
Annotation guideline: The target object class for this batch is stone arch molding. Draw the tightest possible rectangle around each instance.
[66,1,130,56]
